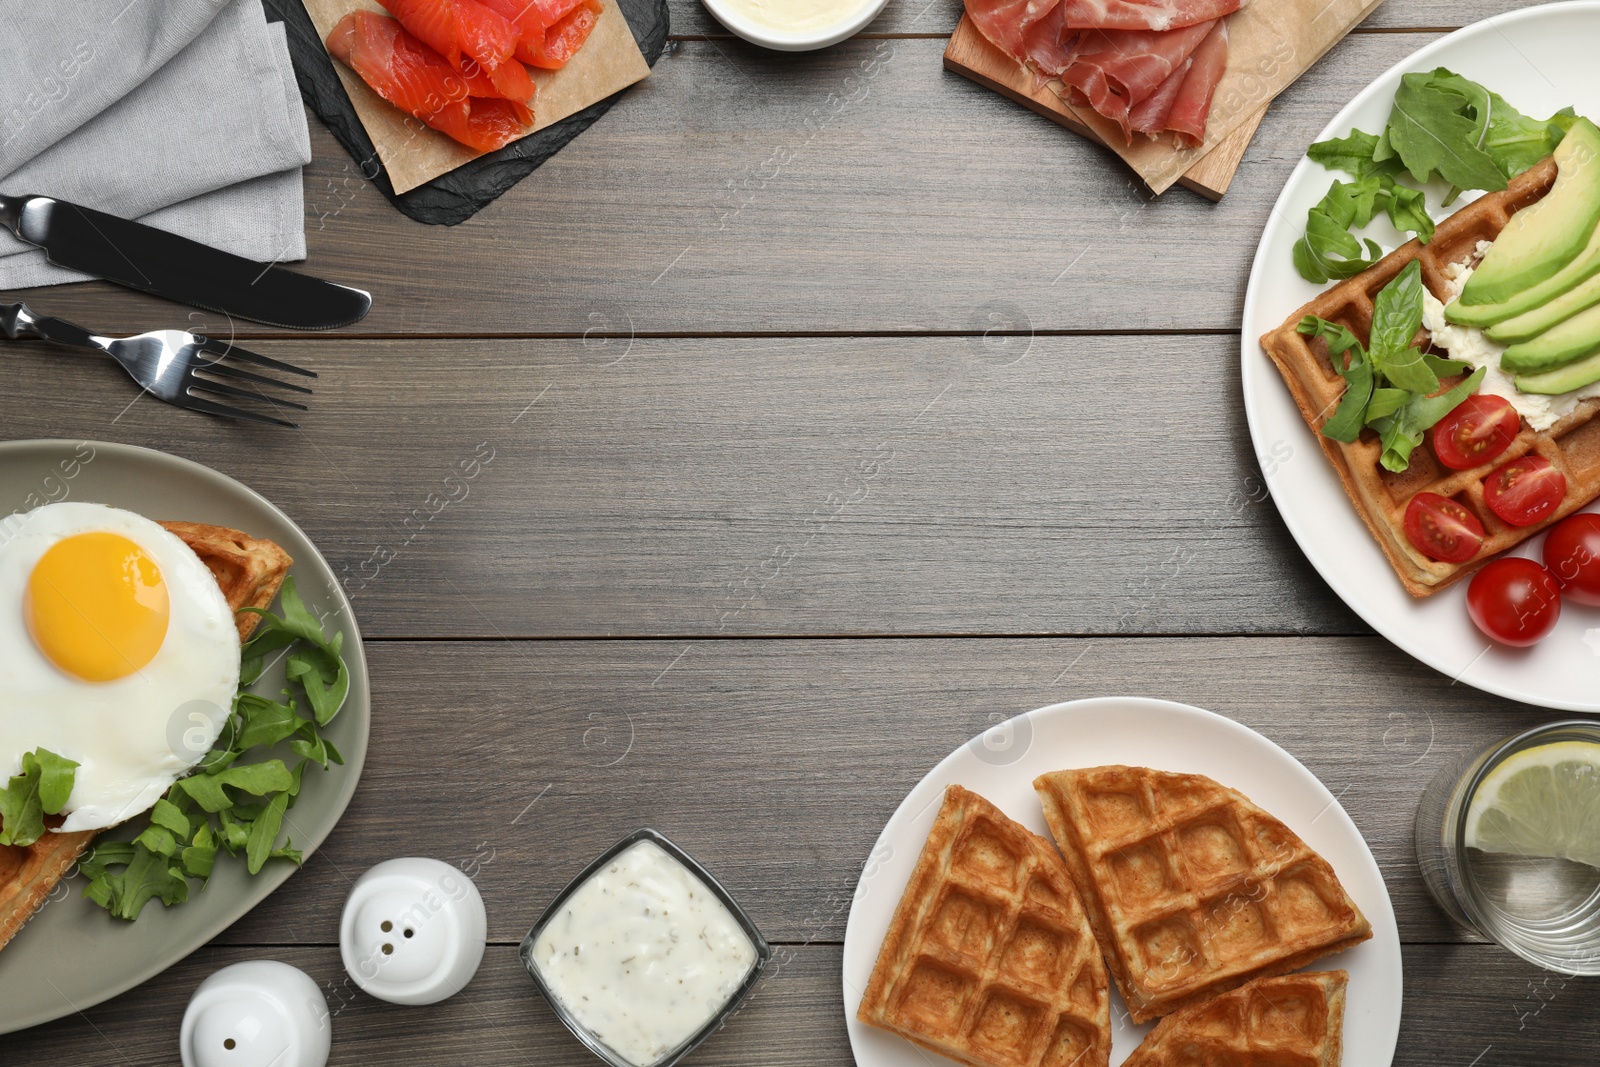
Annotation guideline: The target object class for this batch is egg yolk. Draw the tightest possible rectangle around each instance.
[25,532,170,682]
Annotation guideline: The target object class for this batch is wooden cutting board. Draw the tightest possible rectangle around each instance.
[943,14,1266,201]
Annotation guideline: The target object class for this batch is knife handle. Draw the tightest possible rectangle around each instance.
[1,302,100,352]
[0,195,20,236]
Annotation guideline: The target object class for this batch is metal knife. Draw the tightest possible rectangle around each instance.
[0,194,371,330]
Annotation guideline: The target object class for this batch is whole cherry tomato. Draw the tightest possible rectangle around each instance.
[1542,512,1600,605]
[1466,557,1562,646]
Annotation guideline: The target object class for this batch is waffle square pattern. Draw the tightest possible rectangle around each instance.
[1034,767,1371,1024]
[1123,970,1348,1067]
[858,784,1112,1067]
[1260,157,1600,597]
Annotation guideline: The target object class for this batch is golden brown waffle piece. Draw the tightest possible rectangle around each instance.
[1123,970,1348,1066]
[1261,157,1600,597]
[158,521,294,641]
[0,522,291,954]
[858,784,1111,1067]
[1034,767,1371,1025]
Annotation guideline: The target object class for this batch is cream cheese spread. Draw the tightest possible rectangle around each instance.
[1425,240,1600,431]
[531,840,757,1067]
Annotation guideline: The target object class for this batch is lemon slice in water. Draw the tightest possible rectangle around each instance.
[1465,741,1600,868]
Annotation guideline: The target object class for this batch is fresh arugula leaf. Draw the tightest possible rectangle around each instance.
[182,823,218,881]
[287,641,348,727]
[1371,367,1488,472]
[1294,183,1388,283]
[1386,69,1508,192]
[1423,353,1473,376]
[1364,387,1409,422]
[1484,97,1573,179]
[1308,130,1395,180]
[176,761,295,813]
[1385,184,1435,242]
[0,749,79,847]
[1298,316,1372,442]
[247,792,291,875]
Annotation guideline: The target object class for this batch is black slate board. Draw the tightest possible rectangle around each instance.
[263,0,668,225]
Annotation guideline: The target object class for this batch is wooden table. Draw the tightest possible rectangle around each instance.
[4,0,1592,1060]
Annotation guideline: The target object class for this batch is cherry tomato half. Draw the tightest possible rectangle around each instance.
[1467,557,1562,646]
[1404,493,1485,563]
[1483,455,1567,527]
[1431,394,1520,470]
[1543,512,1600,605]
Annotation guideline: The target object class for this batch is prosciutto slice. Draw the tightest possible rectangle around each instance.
[967,0,1065,63]
[1057,0,1238,30]
[1019,0,1080,78]
[1164,18,1228,146]
[1126,55,1191,134]
[1058,18,1214,141]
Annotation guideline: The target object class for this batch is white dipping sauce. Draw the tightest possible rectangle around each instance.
[714,0,870,34]
[531,841,757,1067]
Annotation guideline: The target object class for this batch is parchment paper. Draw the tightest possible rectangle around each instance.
[301,0,650,193]
[1048,0,1385,194]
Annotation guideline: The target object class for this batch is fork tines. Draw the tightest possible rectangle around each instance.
[191,338,316,428]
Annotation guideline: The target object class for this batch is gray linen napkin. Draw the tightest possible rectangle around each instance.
[1,0,312,291]
[0,0,232,173]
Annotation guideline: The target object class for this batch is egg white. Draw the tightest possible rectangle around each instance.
[0,502,241,832]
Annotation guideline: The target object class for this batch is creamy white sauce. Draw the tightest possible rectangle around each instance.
[531,841,757,1067]
[714,0,871,35]
[1426,241,1600,432]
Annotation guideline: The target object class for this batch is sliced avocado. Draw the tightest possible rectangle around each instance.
[1459,118,1600,307]
[1516,345,1600,394]
[1487,270,1600,342]
[1447,218,1600,328]
[1502,302,1600,373]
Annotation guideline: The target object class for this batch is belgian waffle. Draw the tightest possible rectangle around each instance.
[1033,767,1370,1024]
[0,522,291,954]
[857,784,1112,1067]
[1123,970,1348,1066]
[1261,157,1600,597]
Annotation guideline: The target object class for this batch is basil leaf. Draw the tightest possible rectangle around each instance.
[1367,261,1438,393]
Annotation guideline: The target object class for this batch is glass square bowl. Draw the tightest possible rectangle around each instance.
[519,828,772,1067]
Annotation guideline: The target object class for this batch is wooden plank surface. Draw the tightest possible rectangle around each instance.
[8,944,1595,1066]
[3,0,1591,1062]
[8,31,1456,336]
[0,334,1364,639]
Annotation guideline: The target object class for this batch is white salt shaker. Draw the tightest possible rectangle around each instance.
[339,857,487,1005]
[180,960,331,1067]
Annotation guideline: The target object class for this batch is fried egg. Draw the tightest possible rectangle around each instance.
[0,502,241,832]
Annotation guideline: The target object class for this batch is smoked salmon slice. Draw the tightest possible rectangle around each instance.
[377,0,537,104]
[326,11,533,153]
[477,0,604,70]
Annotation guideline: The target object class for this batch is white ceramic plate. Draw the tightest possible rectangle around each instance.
[0,441,370,1035]
[841,696,1402,1066]
[1241,2,1600,710]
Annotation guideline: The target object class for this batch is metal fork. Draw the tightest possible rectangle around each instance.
[1,301,315,427]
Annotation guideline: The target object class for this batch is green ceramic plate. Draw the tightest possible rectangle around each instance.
[0,440,369,1035]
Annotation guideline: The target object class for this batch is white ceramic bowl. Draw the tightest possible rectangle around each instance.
[698,0,889,51]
